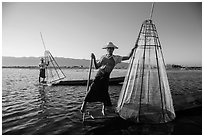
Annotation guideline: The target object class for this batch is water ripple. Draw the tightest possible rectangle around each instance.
[2,69,202,135]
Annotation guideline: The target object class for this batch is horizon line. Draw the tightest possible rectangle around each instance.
[2,56,202,67]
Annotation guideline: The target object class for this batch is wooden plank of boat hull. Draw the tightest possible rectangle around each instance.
[52,76,125,86]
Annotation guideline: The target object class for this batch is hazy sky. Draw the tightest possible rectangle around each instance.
[2,2,202,66]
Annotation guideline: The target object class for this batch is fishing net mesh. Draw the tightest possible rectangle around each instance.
[117,20,175,123]
[44,50,66,84]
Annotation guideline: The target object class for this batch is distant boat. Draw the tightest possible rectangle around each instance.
[52,76,125,86]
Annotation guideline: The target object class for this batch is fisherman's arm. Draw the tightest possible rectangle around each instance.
[122,46,137,61]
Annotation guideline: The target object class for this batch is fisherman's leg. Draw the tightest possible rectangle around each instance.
[102,96,114,116]
[42,70,45,82]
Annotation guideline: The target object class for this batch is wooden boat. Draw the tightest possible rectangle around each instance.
[52,76,125,86]
[83,92,201,122]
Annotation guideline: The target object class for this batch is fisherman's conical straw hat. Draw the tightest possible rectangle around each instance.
[102,42,118,49]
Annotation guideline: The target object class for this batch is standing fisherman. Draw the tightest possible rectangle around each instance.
[39,57,49,83]
[80,42,136,116]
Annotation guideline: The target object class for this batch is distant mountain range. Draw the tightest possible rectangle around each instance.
[2,56,201,69]
[2,56,129,69]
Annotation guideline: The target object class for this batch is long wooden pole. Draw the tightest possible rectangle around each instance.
[82,56,93,122]
[138,21,148,122]
[40,32,46,51]
[149,3,155,20]
[86,57,93,92]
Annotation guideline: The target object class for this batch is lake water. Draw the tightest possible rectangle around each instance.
[2,68,202,135]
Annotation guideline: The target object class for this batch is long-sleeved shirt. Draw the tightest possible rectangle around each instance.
[97,54,123,74]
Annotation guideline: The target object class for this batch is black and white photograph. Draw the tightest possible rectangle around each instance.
[2,2,202,135]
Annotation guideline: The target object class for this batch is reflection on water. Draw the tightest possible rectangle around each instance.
[2,69,202,135]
